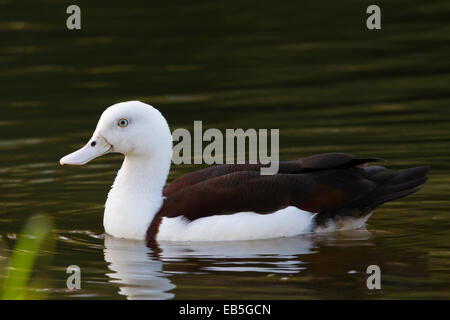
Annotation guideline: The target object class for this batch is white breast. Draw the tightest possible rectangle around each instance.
[156,206,315,241]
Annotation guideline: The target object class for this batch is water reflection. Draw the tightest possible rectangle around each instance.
[102,229,433,299]
[104,234,316,299]
[103,235,175,300]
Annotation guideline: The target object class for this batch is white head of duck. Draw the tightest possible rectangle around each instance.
[60,101,173,239]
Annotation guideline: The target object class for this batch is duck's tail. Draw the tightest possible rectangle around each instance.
[314,165,429,232]
[362,165,429,207]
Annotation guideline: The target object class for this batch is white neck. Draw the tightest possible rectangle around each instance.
[103,148,172,240]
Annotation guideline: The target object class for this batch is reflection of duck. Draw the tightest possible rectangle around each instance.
[103,235,174,299]
[103,234,315,299]
[159,235,313,259]
[103,230,432,299]
[60,101,429,241]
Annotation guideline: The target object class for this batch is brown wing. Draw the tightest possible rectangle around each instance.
[163,153,381,196]
[159,168,375,220]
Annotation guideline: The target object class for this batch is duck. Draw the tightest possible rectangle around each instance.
[59,101,429,242]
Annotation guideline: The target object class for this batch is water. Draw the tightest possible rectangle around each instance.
[0,0,449,299]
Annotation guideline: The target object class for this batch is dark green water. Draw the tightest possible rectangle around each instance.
[0,0,449,299]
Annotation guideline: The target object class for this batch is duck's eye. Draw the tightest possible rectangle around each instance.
[118,118,128,127]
